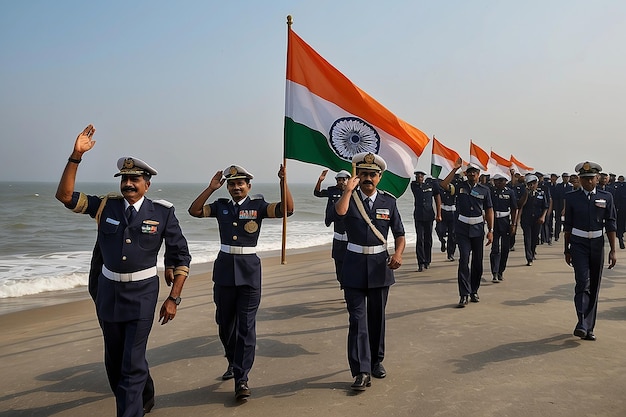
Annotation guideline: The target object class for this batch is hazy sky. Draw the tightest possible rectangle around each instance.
[1,1,625,187]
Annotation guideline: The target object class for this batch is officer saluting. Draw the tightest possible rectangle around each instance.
[564,162,617,341]
[188,164,294,400]
[332,152,405,391]
[56,125,191,416]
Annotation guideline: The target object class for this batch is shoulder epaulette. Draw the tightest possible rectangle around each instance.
[217,198,230,203]
[99,192,123,199]
[250,194,264,200]
[379,189,396,199]
[153,199,174,208]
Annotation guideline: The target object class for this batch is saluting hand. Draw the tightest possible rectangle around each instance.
[319,169,328,182]
[209,170,225,191]
[74,124,96,154]
[344,175,360,193]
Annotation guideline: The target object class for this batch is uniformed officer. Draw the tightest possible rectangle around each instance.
[489,173,518,282]
[56,125,191,417]
[436,175,459,261]
[518,175,549,266]
[564,162,617,341]
[410,170,441,271]
[188,164,294,400]
[439,159,494,307]
[553,173,573,242]
[314,170,351,285]
[508,171,527,251]
[333,152,405,391]
[614,179,626,249]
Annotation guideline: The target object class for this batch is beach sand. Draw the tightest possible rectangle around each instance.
[2,243,626,417]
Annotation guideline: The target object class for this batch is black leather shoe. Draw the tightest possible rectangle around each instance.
[372,363,386,379]
[143,397,155,414]
[222,364,234,380]
[457,296,469,308]
[351,373,371,391]
[235,381,251,400]
[441,241,446,252]
[470,293,480,303]
[573,328,587,339]
[417,264,424,272]
[447,255,455,261]
[492,274,499,283]
[424,263,429,269]
[620,239,625,250]
[584,332,596,341]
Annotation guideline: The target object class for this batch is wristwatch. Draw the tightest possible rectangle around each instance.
[167,296,182,305]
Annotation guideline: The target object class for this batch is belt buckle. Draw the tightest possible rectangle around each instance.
[120,273,132,282]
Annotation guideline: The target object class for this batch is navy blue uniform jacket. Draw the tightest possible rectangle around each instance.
[333,190,405,289]
[68,192,191,322]
[204,195,283,289]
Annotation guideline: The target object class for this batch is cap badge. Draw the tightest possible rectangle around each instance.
[582,162,591,171]
[229,166,238,176]
[364,153,375,164]
[123,158,135,169]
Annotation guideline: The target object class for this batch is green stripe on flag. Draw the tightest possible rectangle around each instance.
[284,118,409,198]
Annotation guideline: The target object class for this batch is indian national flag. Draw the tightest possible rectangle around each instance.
[284,28,430,197]
[431,137,460,179]
[510,154,534,175]
[469,140,489,170]
[488,150,512,179]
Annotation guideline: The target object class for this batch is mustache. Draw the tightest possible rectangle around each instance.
[362,180,374,185]
[122,186,137,192]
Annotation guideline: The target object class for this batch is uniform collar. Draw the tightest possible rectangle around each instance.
[125,196,145,212]
[359,189,378,203]
[232,196,249,206]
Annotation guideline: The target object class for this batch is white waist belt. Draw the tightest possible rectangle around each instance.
[102,265,157,282]
[347,243,387,255]
[221,244,256,254]
[333,232,348,241]
[458,214,484,225]
[442,205,456,211]
[571,228,603,239]
[495,210,511,218]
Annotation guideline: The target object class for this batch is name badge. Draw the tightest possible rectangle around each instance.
[595,199,607,208]
[470,189,484,199]
[141,220,159,234]
[106,217,120,225]
[239,209,258,220]
[537,195,544,199]
[376,208,390,220]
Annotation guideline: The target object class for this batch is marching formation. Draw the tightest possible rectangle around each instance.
[56,125,620,416]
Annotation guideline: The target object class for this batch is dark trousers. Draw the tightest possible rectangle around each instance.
[570,237,604,332]
[542,212,553,243]
[490,229,511,275]
[522,221,541,262]
[617,209,625,241]
[101,318,153,417]
[414,220,434,266]
[214,284,261,384]
[343,286,389,377]
[456,233,484,296]
[436,215,456,258]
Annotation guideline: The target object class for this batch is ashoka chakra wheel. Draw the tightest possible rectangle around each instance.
[329,117,380,161]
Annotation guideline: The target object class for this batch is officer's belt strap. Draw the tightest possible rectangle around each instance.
[333,232,348,241]
[347,243,387,255]
[351,191,387,244]
[220,244,256,255]
[495,210,511,218]
[458,214,484,225]
[102,265,157,282]
[571,228,603,239]
[442,205,456,211]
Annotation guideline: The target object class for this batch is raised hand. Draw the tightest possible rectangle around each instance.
[74,124,96,154]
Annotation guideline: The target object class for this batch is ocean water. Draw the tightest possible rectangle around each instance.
[0,181,419,299]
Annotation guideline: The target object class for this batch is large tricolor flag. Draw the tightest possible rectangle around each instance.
[431,137,460,179]
[284,27,430,197]
[510,154,534,174]
[469,140,489,171]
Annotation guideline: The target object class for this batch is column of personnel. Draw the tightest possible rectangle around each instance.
[58,124,622,414]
